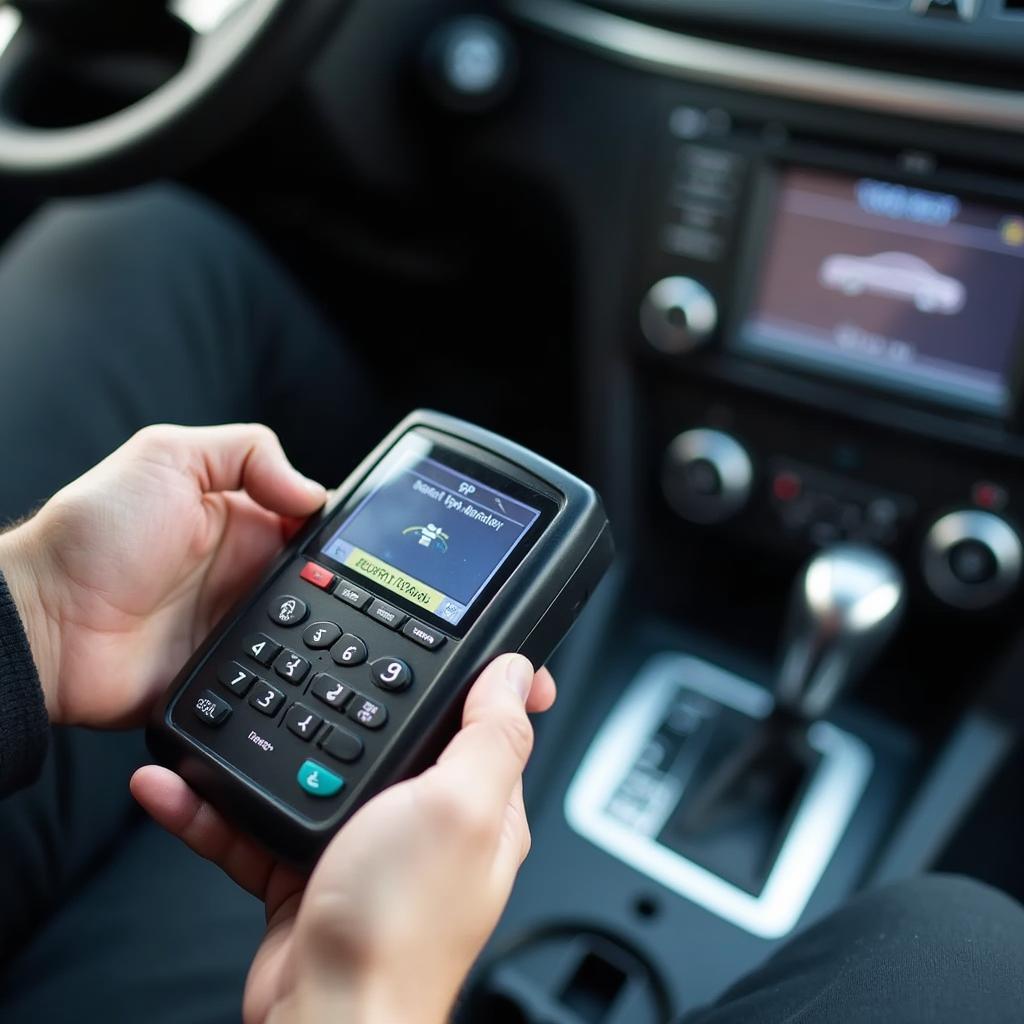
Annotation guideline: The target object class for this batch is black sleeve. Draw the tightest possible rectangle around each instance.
[0,571,49,796]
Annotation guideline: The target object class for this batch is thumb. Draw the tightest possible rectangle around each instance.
[430,654,537,813]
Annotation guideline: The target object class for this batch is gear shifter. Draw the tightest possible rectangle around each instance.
[672,544,904,876]
[775,543,906,721]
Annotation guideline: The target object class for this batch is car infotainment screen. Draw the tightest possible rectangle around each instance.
[737,167,1024,414]
[319,440,543,628]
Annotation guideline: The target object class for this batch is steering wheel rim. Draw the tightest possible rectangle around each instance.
[0,0,351,190]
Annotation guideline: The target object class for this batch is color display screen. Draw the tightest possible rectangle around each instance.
[320,446,542,627]
[739,167,1024,414]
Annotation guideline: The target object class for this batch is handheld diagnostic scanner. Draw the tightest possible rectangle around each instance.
[148,411,614,867]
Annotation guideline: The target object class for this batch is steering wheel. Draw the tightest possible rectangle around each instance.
[0,0,352,190]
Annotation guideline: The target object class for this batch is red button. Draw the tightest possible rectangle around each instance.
[772,472,802,503]
[971,481,1007,512]
[300,561,336,591]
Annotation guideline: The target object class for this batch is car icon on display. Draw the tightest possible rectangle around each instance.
[819,251,966,315]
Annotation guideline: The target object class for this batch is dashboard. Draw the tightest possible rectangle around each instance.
[458,0,1024,628]
[300,0,1024,642]
[591,0,1024,62]
[290,0,1024,1014]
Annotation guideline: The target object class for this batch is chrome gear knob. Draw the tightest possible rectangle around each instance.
[776,543,905,720]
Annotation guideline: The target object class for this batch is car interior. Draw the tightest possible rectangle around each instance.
[3,0,1024,1021]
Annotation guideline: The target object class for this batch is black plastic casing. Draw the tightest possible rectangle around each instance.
[147,411,613,869]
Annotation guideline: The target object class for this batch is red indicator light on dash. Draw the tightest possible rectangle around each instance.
[971,481,1008,512]
[299,562,336,591]
[772,472,802,503]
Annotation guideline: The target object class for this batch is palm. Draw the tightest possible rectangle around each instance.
[131,654,557,1024]
[33,426,316,726]
[242,868,307,1024]
[239,786,415,1022]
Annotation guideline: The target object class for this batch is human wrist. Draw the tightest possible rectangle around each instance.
[0,521,62,721]
[278,959,459,1024]
[289,985,454,1024]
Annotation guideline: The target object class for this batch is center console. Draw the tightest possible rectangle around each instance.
[636,98,1024,615]
[406,2,1024,1019]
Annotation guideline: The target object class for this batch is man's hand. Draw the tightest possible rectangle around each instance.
[132,653,557,1024]
[0,423,327,726]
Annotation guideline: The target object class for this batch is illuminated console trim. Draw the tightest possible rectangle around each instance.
[564,653,873,939]
[510,0,1024,135]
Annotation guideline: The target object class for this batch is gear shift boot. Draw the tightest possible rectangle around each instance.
[658,544,904,895]
[659,706,822,896]
[566,654,873,937]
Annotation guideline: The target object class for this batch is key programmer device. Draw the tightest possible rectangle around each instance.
[149,411,613,867]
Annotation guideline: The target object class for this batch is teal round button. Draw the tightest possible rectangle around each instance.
[297,759,344,798]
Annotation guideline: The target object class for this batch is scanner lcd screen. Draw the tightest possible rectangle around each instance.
[320,442,543,627]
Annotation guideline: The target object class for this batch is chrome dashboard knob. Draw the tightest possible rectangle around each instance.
[424,16,517,112]
[640,276,718,355]
[662,428,752,525]
[922,510,1022,610]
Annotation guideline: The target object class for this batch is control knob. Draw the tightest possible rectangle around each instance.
[423,16,517,112]
[640,277,718,355]
[922,509,1022,610]
[662,428,752,525]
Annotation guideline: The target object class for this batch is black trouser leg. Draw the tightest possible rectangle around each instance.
[685,874,1024,1024]
[0,183,369,515]
[0,186,365,1017]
